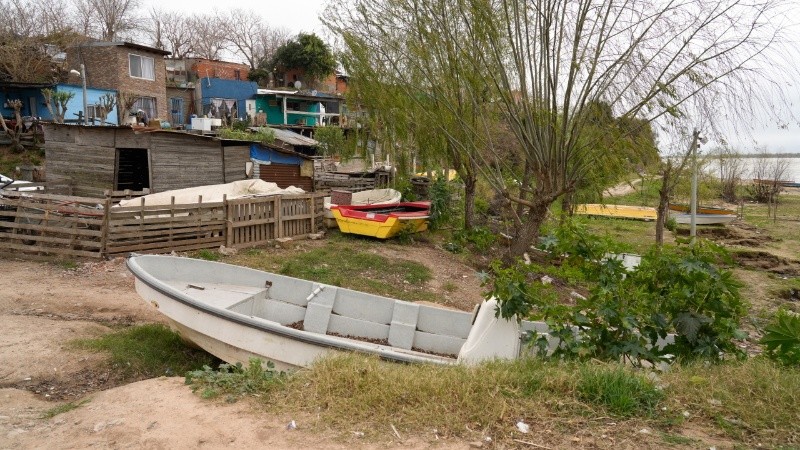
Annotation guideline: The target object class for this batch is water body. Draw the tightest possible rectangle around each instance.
[706,155,800,182]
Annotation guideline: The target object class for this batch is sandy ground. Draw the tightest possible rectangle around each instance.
[0,256,477,449]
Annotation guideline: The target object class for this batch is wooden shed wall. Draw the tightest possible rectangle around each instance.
[150,133,225,192]
[44,126,117,197]
[223,145,250,183]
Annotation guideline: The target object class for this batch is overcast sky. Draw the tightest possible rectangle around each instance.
[137,0,798,154]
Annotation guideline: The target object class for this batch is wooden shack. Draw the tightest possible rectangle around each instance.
[43,124,251,197]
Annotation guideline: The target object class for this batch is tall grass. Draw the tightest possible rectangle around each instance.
[71,324,218,380]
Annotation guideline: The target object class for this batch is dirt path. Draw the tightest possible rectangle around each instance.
[0,256,474,449]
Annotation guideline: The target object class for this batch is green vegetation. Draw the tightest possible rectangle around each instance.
[576,364,663,417]
[195,249,221,261]
[761,309,800,367]
[217,127,275,146]
[71,324,217,379]
[224,237,436,302]
[41,399,90,419]
[186,358,285,401]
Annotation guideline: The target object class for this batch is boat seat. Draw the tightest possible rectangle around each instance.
[166,281,268,310]
[388,301,420,350]
[303,283,338,334]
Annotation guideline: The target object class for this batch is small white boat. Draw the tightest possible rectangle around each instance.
[323,188,401,221]
[671,212,737,225]
[127,254,531,369]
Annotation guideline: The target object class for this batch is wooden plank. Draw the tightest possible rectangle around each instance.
[107,223,226,239]
[0,241,101,258]
[0,191,106,204]
[111,202,224,212]
[0,232,102,248]
[106,235,225,254]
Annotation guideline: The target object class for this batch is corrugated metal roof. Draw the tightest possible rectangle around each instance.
[251,127,318,147]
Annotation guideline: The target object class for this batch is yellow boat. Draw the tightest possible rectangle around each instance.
[331,201,431,239]
[574,204,658,221]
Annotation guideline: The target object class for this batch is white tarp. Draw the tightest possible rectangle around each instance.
[116,179,304,208]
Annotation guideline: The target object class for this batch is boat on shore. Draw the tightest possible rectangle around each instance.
[331,201,431,239]
[574,204,657,221]
[668,203,737,215]
[127,254,536,369]
[670,212,737,225]
[322,188,401,222]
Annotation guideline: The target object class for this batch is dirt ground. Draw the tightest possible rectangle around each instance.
[0,251,482,449]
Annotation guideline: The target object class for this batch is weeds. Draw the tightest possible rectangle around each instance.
[71,324,217,380]
[185,358,284,402]
[195,249,220,261]
[41,399,91,419]
[576,365,663,417]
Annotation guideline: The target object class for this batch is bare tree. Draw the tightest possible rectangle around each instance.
[0,99,26,152]
[73,0,140,41]
[711,146,746,203]
[147,9,194,58]
[748,148,791,218]
[328,0,798,259]
[189,13,227,60]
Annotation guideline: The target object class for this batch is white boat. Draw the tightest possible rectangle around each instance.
[127,254,542,369]
[323,188,402,220]
[670,212,737,225]
[116,179,304,208]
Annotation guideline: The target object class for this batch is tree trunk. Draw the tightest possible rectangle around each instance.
[504,200,551,263]
[463,175,476,231]
[655,171,672,245]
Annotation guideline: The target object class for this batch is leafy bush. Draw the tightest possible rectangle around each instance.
[761,309,800,366]
[428,176,453,230]
[489,222,748,365]
[186,358,285,400]
[452,226,497,252]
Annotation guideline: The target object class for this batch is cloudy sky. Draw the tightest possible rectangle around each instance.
[138,0,798,153]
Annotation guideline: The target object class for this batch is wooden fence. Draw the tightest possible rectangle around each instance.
[0,190,326,259]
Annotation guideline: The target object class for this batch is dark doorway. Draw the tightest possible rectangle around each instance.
[116,148,150,191]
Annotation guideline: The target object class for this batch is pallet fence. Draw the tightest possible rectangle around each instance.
[0,190,327,259]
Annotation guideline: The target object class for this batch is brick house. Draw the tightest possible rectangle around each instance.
[166,58,250,83]
[66,41,171,124]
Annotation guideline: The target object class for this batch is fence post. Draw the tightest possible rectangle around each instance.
[224,194,233,248]
[100,197,111,258]
[275,196,283,238]
[309,194,315,234]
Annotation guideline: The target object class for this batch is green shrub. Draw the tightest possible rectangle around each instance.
[761,309,800,366]
[186,358,285,401]
[428,177,453,230]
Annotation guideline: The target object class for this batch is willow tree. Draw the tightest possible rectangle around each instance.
[326,0,796,259]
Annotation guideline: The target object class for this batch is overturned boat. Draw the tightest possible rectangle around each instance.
[127,254,543,369]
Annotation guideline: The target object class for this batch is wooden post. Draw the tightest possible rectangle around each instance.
[275,196,283,238]
[224,194,232,247]
[169,196,175,244]
[100,197,111,258]
[309,194,315,233]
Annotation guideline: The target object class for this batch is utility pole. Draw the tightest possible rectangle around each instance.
[689,129,699,242]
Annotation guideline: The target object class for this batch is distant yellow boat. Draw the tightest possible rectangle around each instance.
[574,204,658,221]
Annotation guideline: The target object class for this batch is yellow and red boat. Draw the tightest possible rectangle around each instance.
[331,201,431,239]
[668,203,737,215]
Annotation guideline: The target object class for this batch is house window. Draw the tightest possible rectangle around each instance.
[234,69,241,81]
[86,105,97,123]
[129,54,155,80]
[132,97,157,120]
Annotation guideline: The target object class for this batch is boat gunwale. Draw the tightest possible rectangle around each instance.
[126,255,458,365]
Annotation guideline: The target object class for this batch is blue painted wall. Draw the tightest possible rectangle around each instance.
[250,143,304,165]
[199,78,258,120]
[0,84,118,124]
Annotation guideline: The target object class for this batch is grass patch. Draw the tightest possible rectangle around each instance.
[194,249,221,261]
[41,399,90,419]
[227,239,438,303]
[576,365,663,417]
[71,324,217,380]
[664,357,800,444]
